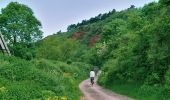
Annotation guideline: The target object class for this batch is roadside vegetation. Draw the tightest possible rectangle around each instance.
[0,0,169,99]
[0,54,90,100]
[67,0,170,99]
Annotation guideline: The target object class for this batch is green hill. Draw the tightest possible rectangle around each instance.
[0,0,170,99]
[64,0,170,99]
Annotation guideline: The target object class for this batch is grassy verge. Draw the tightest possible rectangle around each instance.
[98,79,169,100]
[0,54,90,100]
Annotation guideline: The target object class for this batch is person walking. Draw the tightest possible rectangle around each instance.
[90,69,95,86]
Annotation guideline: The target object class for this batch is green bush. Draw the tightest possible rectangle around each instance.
[0,54,90,100]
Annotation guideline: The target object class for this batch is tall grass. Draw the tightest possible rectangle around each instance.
[98,78,170,100]
[0,54,90,100]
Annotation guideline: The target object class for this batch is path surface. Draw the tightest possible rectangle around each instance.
[79,76,133,100]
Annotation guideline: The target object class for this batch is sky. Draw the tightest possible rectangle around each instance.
[0,0,158,37]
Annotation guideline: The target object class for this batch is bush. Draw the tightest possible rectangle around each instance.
[165,67,170,89]
[0,54,90,100]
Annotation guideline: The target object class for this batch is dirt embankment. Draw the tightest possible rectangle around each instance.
[71,32,101,47]
[71,32,86,40]
[88,35,101,47]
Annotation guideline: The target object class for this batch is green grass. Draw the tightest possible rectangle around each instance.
[0,54,90,100]
[98,79,170,100]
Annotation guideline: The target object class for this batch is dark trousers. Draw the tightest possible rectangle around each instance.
[90,77,94,84]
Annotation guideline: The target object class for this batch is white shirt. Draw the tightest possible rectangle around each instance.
[90,71,95,77]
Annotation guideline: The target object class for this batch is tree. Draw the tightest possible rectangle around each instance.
[130,5,135,9]
[37,35,80,61]
[67,24,77,31]
[0,2,43,58]
[102,18,127,41]
[160,0,170,6]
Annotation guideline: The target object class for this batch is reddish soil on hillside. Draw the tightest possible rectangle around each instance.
[71,32,86,40]
[71,32,101,47]
[88,35,101,47]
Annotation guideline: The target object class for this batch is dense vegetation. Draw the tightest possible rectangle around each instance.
[66,0,170,99]
[0,2,91,100]
[0,0,170,99]
[0,2,43,59]
[0,54,90,100]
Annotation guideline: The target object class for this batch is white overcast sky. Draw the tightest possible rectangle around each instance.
[0,0,158,37]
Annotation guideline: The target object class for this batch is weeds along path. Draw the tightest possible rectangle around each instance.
[79,74,133,100]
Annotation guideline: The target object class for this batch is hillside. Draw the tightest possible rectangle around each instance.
[0,0,170,100]
[0,54,90,100]
[63,0,170,99]
[35,1,170,99]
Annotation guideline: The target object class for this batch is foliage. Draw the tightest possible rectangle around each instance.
[0,2,43,58]
[0,54,90,100]
[0,0,170,99]
[160,0,170,6]
[67,9,116,32]
[65,0,170,99]
[95,1,170,99]
[36,34,81,62]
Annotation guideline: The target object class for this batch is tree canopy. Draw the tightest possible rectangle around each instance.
[0,2,43,58]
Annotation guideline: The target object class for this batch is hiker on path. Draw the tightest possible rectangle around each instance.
[90,69,95,86]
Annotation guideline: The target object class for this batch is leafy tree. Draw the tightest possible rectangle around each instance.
[102,18,127,41]
[160,0,170,5]
[127,10,143,30]
[142,2,160,21]
[37,35,80,62]
[146,11,170,84]
[0,2,43,58]
[67,24,77,31]
[130,5,135,9]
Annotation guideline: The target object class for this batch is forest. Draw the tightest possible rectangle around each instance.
[0,0,170,99]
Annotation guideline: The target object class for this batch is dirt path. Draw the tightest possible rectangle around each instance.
[79,76,133,100]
